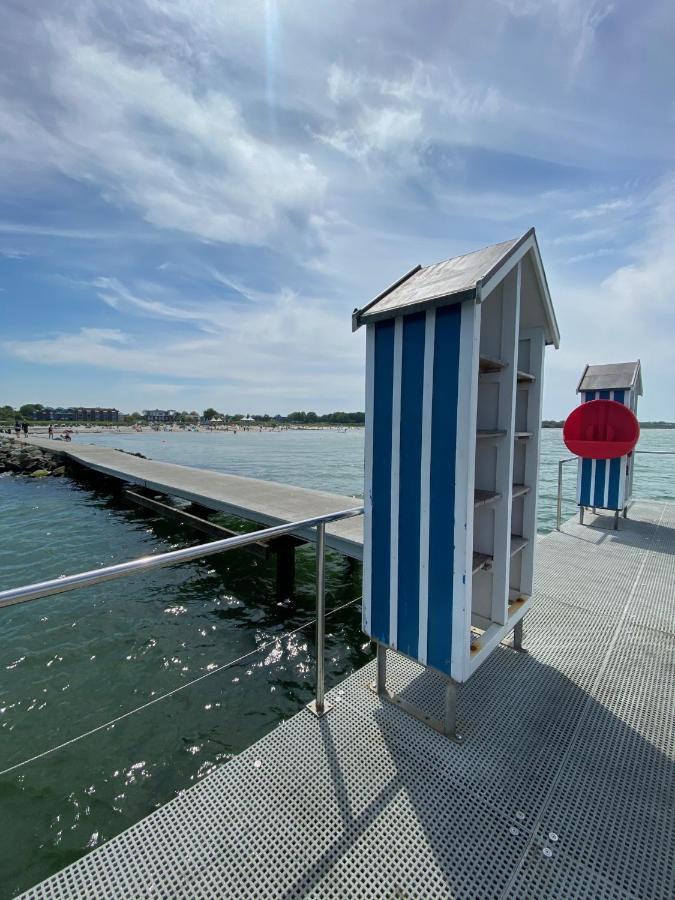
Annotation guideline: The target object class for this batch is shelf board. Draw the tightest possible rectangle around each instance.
[510,534,528,556]
[514,432,533,439]
[517,370,536,383]
[479,355,507,374]
[477,429,507,439]
[472,551,493,574]
[512,483,530,499]
[474,488,501,508]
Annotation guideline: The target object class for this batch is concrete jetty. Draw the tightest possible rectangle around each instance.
[24,436,364,560]
[20,499,674,898]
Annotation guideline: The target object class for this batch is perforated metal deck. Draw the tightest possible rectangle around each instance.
[21,501,675,899]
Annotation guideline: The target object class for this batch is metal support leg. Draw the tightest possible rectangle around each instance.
[444,681,458,739]
[614,510,619,531]
[623,505,628,519]
[308,523,332,717]
[513,617,527,653]
[592,506,596,514]
[370,644,462,742]
[375,642,387,696]
[579,506,585,525]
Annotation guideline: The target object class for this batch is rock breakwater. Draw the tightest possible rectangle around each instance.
[0,438,67,477]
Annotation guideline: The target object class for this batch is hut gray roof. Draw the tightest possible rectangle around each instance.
[352,228,559,347]
[577,361,643,395]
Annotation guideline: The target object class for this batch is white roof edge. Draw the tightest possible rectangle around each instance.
[478,229,559,349]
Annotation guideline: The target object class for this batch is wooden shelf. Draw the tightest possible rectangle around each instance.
[474,488,501,508]
[517,370,536,383]
[477,429,507,439]
[479,355,507,374]
[512,483,530,499]
[510,535,528,556]
[472,551,493,574]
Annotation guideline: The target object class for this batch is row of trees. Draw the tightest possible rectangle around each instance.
[201,409,365,424]
[286,411,365,424]
[1,403,45,421]
[1,404,367,425]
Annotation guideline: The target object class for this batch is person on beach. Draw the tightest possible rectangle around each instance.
[64,431,72,442]
[21,422,28,439]
[48,424,53,439]
[14,420,20,438]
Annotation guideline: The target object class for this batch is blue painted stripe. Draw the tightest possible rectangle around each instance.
[584,391,596,402]
[613,389,625,404]
[599,390,610,400]
[580,457,593,506]
[370,320,395,644]
[593,458,606,507]
[427,304,461,675]
[608,457,621,508]
[396,314,425,659]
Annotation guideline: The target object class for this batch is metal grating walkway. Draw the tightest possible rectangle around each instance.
[21,501,675,899]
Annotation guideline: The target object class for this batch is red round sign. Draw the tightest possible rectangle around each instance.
[563,399,640,460]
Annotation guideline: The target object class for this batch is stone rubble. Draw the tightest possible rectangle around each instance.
[0,437,68,477]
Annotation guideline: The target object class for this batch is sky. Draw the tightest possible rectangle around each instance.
[0,0,674,419]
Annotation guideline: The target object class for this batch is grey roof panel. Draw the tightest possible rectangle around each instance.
[577,361,642,393]
[355,233,529,326]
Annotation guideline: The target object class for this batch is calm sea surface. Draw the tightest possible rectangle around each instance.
[1,428,673,895]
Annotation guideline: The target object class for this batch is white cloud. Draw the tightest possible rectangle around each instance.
[0,22,326,249]
[544,178,675,419]
[3,279,366,410]
[318,61,505,163]
[572,199,632,220]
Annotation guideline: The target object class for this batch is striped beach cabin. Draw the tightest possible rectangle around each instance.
[576,361,642,514]
[354,229,559,685]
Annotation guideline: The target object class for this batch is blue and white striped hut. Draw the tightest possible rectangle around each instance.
[353,229,559,720]
[576,361,642,518]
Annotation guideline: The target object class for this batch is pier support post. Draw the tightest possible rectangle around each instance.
[274,540,295,601]
[613,510,620,531]
[513,617,526,653]
[579,506,584,525]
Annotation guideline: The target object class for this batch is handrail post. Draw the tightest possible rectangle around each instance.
[556,459,564,530]
[308,522,332,717]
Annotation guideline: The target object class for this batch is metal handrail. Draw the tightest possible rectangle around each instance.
[0,505,364,716]
[556,457,577,530]
[555,449,675,530]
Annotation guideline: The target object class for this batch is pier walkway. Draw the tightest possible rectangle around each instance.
[24,437,364,560]
[21,500,674,899]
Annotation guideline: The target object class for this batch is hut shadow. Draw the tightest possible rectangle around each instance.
[559,504,675,556]
[279,640,673,899]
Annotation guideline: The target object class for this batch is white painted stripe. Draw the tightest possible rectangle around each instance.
[451,300,480,682]
[362,325,375,633]
[603,455,610,508]
[389,317,403,649]
[417,309,435,666]
[591,458,596,506]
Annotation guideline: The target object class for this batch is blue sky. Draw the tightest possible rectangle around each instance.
[1,0,673,418]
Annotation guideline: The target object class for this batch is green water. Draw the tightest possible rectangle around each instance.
[1,428,673,896]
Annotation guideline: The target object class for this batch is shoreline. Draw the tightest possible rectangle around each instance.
[6,424,366,437]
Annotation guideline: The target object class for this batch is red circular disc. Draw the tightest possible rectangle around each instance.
[563,399,640,460]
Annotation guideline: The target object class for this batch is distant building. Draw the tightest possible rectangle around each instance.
[35,407,119,423]
[144,409,177,423]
